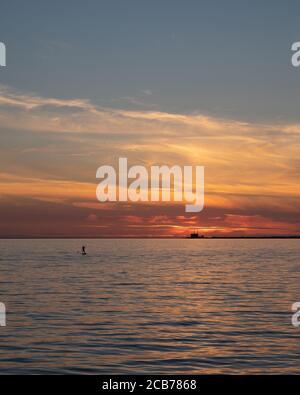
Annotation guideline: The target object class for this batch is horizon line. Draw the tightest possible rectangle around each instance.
[0,235,299,240]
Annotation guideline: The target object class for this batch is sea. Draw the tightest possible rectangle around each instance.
[0,238,299,374]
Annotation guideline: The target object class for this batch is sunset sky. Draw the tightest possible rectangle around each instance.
[0,1,300,237]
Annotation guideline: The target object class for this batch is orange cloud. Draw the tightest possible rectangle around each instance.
[0,86,299,237]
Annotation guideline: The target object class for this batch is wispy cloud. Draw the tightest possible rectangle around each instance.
[0,85,299,236]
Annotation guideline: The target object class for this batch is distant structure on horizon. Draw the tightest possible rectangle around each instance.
[189,229,204,239]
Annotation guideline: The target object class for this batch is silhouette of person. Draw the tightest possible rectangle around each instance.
[82,245,86,255]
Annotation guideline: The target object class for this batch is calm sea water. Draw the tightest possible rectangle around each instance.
[0,239,299,374]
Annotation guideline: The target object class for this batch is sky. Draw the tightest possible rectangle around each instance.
[0,0,300,237]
